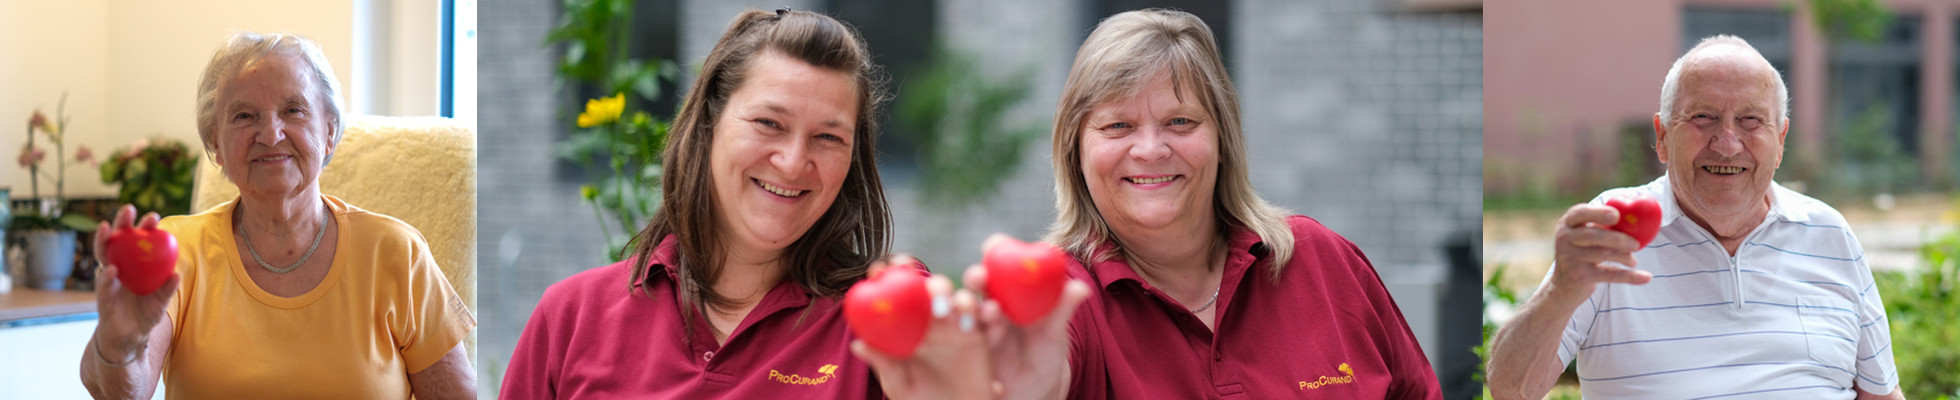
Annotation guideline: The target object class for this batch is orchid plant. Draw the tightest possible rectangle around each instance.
[14,92,97,231]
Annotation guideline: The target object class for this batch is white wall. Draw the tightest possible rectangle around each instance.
[4,0,442,200]
[1,0,113,200]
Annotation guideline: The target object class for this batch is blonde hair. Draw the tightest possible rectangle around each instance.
[1044,9,1296,277]
[194,31,345,166]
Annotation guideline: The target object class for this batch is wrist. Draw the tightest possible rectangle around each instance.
[91,330,147,366]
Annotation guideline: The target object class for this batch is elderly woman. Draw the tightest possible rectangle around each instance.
[965,9,1441,399]
[78,32,476,399]
[501,8,986,399]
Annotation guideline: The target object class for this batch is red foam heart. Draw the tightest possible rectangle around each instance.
[105,226,179,296]
[1606,194,1663,248]
[982,236,1069,326]
[844,265,932,358]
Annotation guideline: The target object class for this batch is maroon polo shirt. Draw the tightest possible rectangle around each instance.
[501,236,883,399]
[1064,216,1440,399]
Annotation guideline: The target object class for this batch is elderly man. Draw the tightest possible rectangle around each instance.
[1487,35,1901,399]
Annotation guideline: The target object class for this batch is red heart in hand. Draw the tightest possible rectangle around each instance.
[844,265,931,358]
[983,236,1070,326]
[1606,194,1663,248]
[105,226,179,295]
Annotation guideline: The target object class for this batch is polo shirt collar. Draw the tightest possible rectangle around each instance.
[1085,224,1268,290]
[632,234,684,288]
[632,235,817,313]
[1651,174,1808,230]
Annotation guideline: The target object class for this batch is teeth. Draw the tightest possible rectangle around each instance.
[1704,166,1744,175]
[1129,176,1175,184]
[757,179,804,197]
[256,155,291,162]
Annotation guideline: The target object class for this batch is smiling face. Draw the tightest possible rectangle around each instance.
[211,54,337,199]
[1080,71,1219,238]
[1655,45,1787,223]
[708,50,859,257]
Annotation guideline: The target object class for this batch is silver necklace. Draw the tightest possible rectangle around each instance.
[238,204,328,274]
[1189,289,1220,312]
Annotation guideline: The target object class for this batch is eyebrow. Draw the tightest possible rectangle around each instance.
[759,101,851,129]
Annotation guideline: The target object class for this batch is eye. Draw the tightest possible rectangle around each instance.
[817,133,847,144]
[753,118,783,130]
[1168,117,1194,126]
[1103,122,1132,131]
[286,107,305,116]
[232,112,255,122]
[1738,116,1763,129]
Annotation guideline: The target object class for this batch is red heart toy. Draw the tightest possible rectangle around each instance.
[1605,194,1663,248]
[844,265,931,358]
[104,226,179,295]
[982,236,1070,326]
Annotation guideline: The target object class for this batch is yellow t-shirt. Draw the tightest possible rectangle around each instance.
[158,195,474,399]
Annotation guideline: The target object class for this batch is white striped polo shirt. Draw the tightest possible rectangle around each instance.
[1548,175,1897,399]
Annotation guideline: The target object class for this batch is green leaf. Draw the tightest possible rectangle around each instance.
[59,214,98,232]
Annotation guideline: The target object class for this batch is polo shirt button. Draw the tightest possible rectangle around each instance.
[703,351,715,362]
[1213,351,1221,361]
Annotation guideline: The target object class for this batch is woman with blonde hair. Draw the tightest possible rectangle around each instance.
[966,9,1440,399]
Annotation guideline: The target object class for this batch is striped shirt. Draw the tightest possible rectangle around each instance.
[1551,175,1898,399]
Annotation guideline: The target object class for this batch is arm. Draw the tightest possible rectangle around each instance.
[79,207,180,399]
[1486,204,1651,400]
[407,342,477,400]
[1855,387,1905,400]
[962,234,1092,400]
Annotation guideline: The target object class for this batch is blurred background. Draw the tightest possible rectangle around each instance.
[478,0,1483,397]
[1485,0,1960,397]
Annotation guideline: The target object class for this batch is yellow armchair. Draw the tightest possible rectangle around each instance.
[189,115,477,359]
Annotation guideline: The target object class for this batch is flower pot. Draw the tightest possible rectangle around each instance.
[22,229,76,290]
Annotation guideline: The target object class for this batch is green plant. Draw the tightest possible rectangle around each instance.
[547,0,678,260]
[891,45,1041,207]
[1886,213,1960,399]
[1475,264,1519,400]
[99,138,198,216]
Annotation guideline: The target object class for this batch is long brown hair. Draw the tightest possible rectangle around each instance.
[1044,9,1296,278]
[626,9,893,316]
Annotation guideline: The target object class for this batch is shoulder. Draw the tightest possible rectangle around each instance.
[158,203,233,242]
[338,202,430,247]
[1773,183,1854,228]
[537,260,643,313]
[1279,215,1366,261]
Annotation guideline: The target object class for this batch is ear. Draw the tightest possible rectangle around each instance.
[1774,118,1790,169]
[1652,113,1670,164]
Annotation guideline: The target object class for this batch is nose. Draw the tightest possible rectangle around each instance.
[256,114,287,146]
[1129,126,1172,161]
[1708,121,1744,158]
[771,136,815,178]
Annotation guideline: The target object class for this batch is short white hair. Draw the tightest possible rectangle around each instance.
[194,31,345,166]
[1657,35,1789,125]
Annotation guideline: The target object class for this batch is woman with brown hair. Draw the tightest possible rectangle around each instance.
[964,9,1441,399]
[501,8,986,399]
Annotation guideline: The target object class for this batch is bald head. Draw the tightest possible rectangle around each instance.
[1657,35,1788,127]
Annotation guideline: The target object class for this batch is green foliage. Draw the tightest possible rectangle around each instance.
[891,46,1041,207]
[1888,216,1960,399]
[547,0,678,260]
[99,139,198,216]
[1476,264,1518,400]
[1808,0,1891,43]
[1826,102,1915,195]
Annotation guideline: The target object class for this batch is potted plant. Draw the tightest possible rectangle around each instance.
[100,138,198,216]
[14,93,98,290]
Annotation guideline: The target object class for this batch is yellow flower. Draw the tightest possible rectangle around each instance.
[576,92,627,128]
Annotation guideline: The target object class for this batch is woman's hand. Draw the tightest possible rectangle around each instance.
[965,234,1092,400]
[91,205,181,363]
[853,255,994,400]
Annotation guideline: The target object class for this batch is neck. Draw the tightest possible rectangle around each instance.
[1677,192,1772,256]
[1116,216,1224,291]
[710,244,787,308]
[236,191,328,243]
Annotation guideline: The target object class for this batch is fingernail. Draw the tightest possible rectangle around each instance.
[932,296,951,318]
[959,314,975,332]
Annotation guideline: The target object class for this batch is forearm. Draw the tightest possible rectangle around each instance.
[79,324,168,400]
[1486,283,1590,400]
